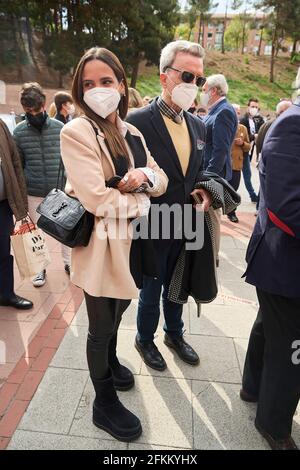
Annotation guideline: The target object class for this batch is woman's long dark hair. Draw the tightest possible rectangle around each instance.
[72,47,129,161]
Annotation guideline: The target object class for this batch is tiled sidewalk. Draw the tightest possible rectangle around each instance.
[1,164,300,450]
[0,237,83,449]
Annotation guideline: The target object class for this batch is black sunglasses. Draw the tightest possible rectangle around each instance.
[166,67,206,88]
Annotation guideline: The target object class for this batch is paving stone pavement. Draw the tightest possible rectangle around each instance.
[7,165,300,450]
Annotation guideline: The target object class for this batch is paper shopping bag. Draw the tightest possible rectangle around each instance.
[11,225,51,280]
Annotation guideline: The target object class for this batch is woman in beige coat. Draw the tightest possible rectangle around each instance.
[60,47,168,442]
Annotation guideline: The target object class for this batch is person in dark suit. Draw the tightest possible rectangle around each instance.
[200,74,237,262]
[240,100,300,450]
[201,74,238,180]
[127,40,212,371]
[240,98,264,203]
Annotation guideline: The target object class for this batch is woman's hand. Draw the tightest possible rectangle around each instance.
[118,169,148,193]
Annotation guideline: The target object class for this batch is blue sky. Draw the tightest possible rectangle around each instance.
[180,0,247,14]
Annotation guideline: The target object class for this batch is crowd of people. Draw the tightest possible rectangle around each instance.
[0,39,299,450]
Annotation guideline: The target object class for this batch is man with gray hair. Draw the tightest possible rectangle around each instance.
[127,40,212,371]
[200,74,238,261]
[201,74,237,179]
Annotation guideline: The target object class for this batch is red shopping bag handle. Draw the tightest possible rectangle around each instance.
[13,214,36,235]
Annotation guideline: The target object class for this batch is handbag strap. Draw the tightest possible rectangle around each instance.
[56,118,100,192]
[56,158,65,190]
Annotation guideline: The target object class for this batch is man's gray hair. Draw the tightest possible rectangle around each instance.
[160,40,205,74]
[232,103,240,111]
[276,100,292,115]
[206,74,229,96]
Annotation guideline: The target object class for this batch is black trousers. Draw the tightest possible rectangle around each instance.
[227,170,241,216]
[0,200,14,298]
[84,293,131,379]
[242,288,300,439]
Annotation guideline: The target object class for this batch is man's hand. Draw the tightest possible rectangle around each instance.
[234,137,244,146]
[190,188,212,212]
[118,169,148,193]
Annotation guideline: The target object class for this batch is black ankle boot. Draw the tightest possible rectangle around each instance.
[91,374,142,442]
[108,332,135,391]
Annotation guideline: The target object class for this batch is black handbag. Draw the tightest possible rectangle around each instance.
[36,158,94,248]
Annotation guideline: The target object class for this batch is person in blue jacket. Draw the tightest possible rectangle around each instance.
[240,84,300,450]
[201,74,237,263]
[201,74,237,180]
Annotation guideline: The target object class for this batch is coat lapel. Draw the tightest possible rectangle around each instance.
[86,118,148,175]
[125,132,147,168]
[84,119,116,176]
[184,112,198,179]
[97,137,116,176]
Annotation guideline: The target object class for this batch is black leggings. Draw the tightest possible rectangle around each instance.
[84,293,131,379]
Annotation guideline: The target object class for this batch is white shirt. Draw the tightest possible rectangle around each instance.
[248,117,256,136]
[208,96,226,111]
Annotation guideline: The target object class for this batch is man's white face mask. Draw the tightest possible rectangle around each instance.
[170,82,198,111]
[83,87,121,119]
[249,106,259,117]
[200,90,211,108]
[166,74,198,111]
[67,104,76,116]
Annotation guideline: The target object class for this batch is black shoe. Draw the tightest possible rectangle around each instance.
[135,336,167,371]
[92,374,142,442]
[0,295,33,310]
[250,194,258,203]
[64,264,70,276]
[240,388,258,403]
[164,334,200,365]
[227,213,239,223]
[255,419,298,450]
[111,364,135,391]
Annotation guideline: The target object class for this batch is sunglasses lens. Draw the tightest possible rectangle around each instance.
[181,71,194,83]
[196,77,206,87]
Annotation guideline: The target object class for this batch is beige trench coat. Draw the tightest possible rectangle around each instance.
[60,116,168,299]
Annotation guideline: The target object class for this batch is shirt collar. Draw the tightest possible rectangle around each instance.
[208,96,226,111]
[157,96,184,123]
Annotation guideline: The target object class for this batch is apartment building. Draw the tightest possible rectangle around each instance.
[191,12,297,56]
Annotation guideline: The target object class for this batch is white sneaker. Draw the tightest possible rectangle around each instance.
[32,270,46,287]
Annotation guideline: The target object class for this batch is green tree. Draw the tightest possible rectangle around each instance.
[285,0,300,61]
[120,0,180,88]
[224,17,247,51]
[188,1,219,46]
[255,0,296,82]
[176,23,192,40]
[0,0,180,88]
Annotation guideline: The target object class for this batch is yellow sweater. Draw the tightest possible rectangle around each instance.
[161,114,191,176]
